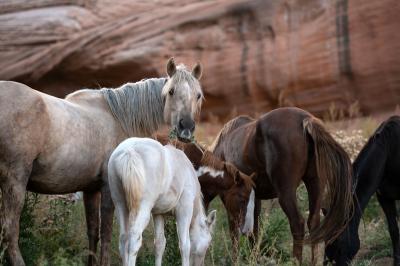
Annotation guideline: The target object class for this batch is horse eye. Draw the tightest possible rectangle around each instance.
[197,93,201,100]
[169,87,175,96]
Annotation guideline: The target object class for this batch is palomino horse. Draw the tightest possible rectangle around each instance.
[0,58,203,266]
[108,138,216,266]
[210,107,354,264]
[155,135,256,235]
[325,116,400,266]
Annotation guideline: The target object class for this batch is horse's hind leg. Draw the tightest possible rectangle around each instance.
[278,190,305,264]
[0,165,30,266]
[304,174,321,266]
[153,215,166,266]
[126,203,152,265]
[100,184,114,266]
[376,193,400,265]
[83,191,100,266]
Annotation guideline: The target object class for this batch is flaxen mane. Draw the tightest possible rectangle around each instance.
[101,78,167,136]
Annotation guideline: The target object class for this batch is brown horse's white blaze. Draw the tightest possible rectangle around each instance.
[242,189,255,235]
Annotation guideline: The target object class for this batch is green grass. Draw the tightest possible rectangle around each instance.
[1,182,392,266]
[0,118,395,265]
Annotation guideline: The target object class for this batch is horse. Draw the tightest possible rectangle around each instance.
[154,135,256,236]
[210,107,354,265]
[0,57,203,266]
[108,138,216,266]
[324,116,400,266]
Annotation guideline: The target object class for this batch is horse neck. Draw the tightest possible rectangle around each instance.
[351,134,389,226]
[101,78,166,137]
[198,151,233,188]
[190,193,207,233]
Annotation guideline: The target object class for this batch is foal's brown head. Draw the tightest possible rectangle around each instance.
[219,163,255,235]
[199,152,255,235]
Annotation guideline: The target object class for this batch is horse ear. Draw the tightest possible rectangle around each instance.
[166,57,176,77]
[207,210,217,233]
[192,62,202,80]
[235,171,244,185]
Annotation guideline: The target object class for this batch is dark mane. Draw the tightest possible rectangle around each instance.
[210,115,254,152]
[354,116,400,170]
[201,151,225,171]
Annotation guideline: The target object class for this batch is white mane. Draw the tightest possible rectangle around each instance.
[101,78,167,137]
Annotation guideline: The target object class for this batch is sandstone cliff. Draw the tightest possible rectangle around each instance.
[1,0,399,118]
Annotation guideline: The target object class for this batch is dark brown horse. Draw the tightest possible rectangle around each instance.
[210,107,354,265]
[155,135,256,235]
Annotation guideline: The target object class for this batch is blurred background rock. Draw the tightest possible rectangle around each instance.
[1,0,399,120]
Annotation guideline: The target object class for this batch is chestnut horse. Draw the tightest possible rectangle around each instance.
[155,135,256,235]
[0,58,203,266]
[210,107,353,265]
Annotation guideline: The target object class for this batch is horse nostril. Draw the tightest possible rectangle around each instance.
[179,119,184,129]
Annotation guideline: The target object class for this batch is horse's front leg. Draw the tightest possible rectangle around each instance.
[100,184,115,266]
[176,198,193,266]
[377,193,400,266]
[153,215,166,266]
[83,191,101,266]
[249,199,261,246]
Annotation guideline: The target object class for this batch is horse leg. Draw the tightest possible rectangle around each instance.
[115,205,128,264]
[83,191,100,266]
[0,165,30,266]
[100,185,114,266]
[278,189,305,264]
[377,193,400,265]
[126,203,152,266]
[175,197,193,266]
[304,176,321,266]
[249,199,261,246]
[153,215,166,266]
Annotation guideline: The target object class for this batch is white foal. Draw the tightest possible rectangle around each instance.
[108,138,216,266]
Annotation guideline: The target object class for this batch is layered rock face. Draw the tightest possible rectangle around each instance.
[1,0,399,118]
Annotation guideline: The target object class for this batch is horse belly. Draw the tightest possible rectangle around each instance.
[152,187,183,215]
[27,155,103,194]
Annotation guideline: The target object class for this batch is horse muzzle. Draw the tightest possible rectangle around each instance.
[177,117,195,142]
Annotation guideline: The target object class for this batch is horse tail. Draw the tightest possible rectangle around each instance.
[303,117,353,244]
[116,148,146,213]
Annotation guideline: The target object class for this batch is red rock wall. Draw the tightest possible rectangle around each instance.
[1,0,399,118]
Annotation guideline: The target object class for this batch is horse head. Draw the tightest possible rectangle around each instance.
[162,57,203,142]
[323,209,360,265]
[220,162,256,236]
